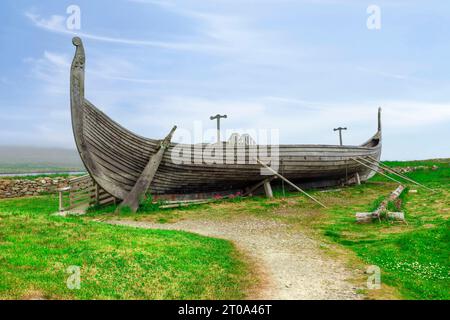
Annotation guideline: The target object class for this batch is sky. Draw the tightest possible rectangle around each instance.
[0,0,449,160]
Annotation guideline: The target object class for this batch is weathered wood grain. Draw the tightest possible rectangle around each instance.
[70,37,382,202]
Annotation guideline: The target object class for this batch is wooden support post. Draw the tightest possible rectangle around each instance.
[243,176,277,197]
[255,159,327,208]
[95,183,99,206]
[59,190,64,212]
[263,179,273,198]
[355,172,361,185]
[58,186,71,211]
[117,126,177,213]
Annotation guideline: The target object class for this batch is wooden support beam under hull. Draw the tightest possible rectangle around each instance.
[256,159,327,208]
[243,176,277,197]
[263,179,274,198]
[117,126,177,212]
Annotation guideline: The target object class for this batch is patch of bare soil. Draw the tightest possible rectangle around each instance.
[107,217,362,300]
[21,290,46,300]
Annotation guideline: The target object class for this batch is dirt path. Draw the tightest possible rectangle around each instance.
[107,217,362,300]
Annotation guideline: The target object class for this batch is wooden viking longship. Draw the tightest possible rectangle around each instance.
[70,37,382,211]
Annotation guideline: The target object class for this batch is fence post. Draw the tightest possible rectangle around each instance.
[59,190,63,212]
[95,183,99,206]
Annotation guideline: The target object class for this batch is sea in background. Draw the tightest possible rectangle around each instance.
[0,146,85,177]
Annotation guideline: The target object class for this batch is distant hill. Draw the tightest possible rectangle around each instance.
[0,146,85,174]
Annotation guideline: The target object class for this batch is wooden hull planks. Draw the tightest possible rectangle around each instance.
[70,37,382,200]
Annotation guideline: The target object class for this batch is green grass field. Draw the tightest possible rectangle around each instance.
[90,159,448,300]
[321,161,449,299]
[0,196,253,299]
[0,159,448,299]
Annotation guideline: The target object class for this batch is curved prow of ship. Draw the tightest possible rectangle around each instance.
[360,107,382,149]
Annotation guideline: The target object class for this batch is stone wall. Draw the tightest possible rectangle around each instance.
[388,165,438,174]
[0,177,70,199]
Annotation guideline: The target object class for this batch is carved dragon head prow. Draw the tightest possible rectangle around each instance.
[72,36,82,46]
[71,37,85,70]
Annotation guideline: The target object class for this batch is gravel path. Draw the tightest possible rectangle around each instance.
[106,217,362,300]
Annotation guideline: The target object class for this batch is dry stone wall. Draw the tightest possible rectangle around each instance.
[0,177,69,199]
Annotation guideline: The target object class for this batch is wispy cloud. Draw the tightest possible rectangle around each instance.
[26,49,165,91]
[24,51,70,95]
[25,11,227,53]
[25,5,301,66]
[128,0,304,64]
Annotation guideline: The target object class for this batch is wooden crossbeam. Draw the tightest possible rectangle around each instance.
[117,126,177,213]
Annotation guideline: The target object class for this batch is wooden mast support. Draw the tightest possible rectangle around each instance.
[210,114,227,143]
[333,127,347,146]
[118,126,177,212]
[256,159,327,208]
